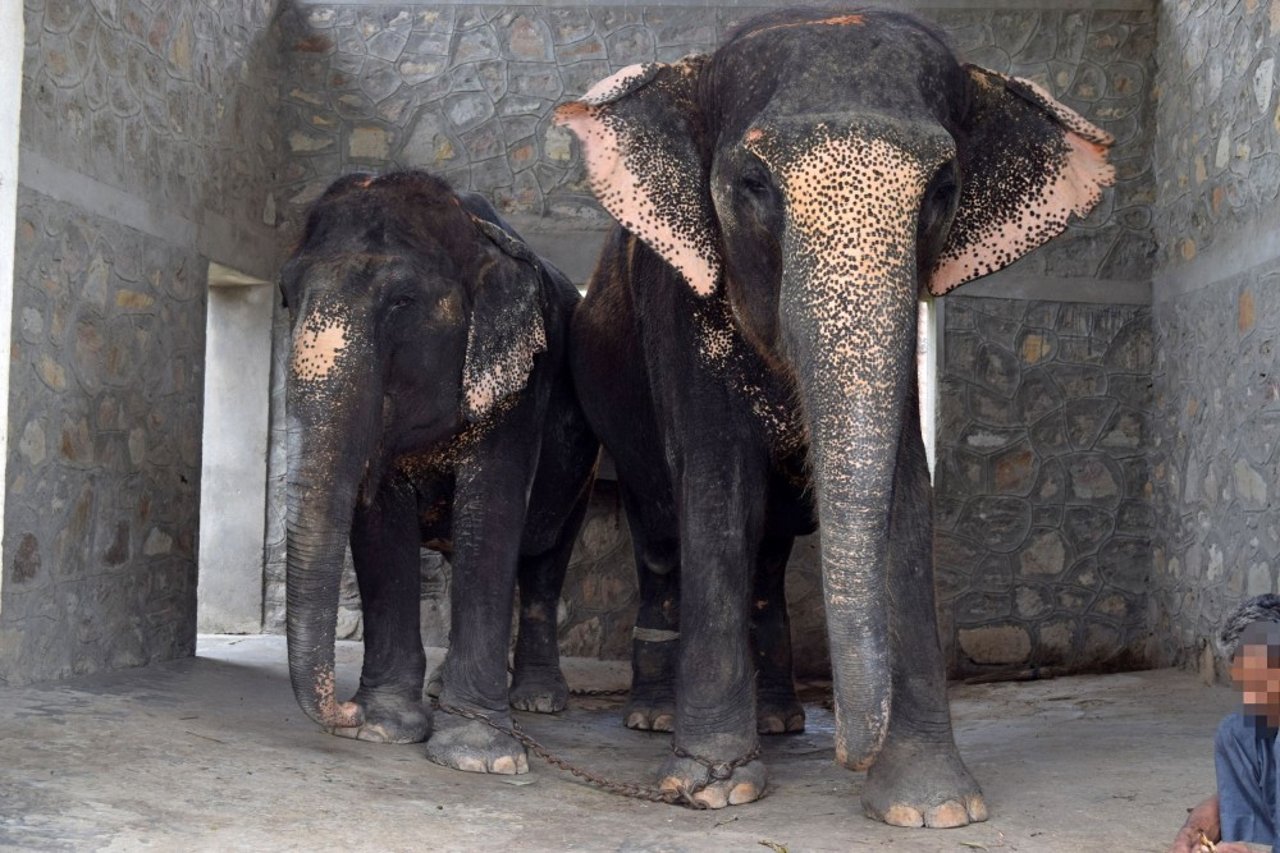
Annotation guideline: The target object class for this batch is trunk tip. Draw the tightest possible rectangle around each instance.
[833,694,891,771]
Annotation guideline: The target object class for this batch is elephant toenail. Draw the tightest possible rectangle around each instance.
[356,724,389,743]
[966,796,989,822]
[729,783,758,805]
[626,712,651,730]
[651,714,674,731]
[924,801,970,828]
[491,756,517,775]
[880,804,924,827]
[456,756,486,773]
[694,787,729,809]
[759,716,785,734]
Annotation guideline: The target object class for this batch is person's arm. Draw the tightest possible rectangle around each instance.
[1169,795,1221,853]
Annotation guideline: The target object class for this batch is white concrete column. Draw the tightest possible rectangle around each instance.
[197,263,274,633]
[0,4,26,610]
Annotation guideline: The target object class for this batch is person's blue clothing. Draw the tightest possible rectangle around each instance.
[1216,711,1280,852]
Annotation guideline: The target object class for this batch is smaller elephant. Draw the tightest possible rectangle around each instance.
[280,170,597,775]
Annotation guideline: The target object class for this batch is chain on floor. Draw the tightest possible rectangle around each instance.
[431,700,761,810]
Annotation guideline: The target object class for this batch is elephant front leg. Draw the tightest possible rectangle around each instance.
[752,534,805,735]
[425,454,533,775]
[861,401,987,828]
[336,478,430,744]
[658,452,766,809]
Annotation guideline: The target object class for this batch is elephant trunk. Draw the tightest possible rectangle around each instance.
[790,281,917,770]
[774,132,929,770]
[284,298,380,729]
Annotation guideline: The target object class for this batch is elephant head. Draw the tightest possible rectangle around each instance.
[556,10,1113,770]
[279,171,547,729]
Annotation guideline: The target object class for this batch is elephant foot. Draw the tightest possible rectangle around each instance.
[425,707,529,775]
[860,737,987,829]
[509,664,568,713]
[657,738,767,809]
[756,690,805,735]
[623,684,675,732]
[328,694,431,744]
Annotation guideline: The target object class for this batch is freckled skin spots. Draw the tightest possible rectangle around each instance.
[565,7,1112,820]
[927,66,1116,295]
[291,316,350,382]
[555,57,722,298]
[282,170,597,770]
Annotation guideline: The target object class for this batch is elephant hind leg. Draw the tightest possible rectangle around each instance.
[621,483,680,733]
[509,485,592,714]
[751,533,805,735]
[860,389,986,828]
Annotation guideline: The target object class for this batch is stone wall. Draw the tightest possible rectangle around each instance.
[1148,0,1280,677]
[2,0,283,684]
[261,1,1159,677]
[935,297,1154,675]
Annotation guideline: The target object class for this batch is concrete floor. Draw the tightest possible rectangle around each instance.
[0,636,1247,852]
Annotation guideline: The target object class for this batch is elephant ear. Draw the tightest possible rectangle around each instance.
[928,65,1116,296]
[462,216,548,422]
[554,56,722,297]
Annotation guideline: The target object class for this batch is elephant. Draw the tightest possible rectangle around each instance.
[279,170,598,774]
[556,8,1113,820]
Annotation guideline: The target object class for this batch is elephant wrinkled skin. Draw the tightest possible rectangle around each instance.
[558,9,1113,820]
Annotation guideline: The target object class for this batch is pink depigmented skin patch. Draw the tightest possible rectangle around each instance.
[743,13,866,38]
[929,131,1113,294]
[313,663,363,728]
[581,63,657,106]
[554,60,722,299]
[927,70,1116,296]
[747,126,948,436]
[291,318,350,381]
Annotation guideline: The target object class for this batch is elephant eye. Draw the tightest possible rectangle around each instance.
[389,294,416,311]
[741,174,771,196]
[924,161,960,213]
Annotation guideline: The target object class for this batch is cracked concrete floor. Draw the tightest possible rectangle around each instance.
[0,635,1244,852]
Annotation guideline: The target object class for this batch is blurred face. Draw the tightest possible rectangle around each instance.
[1231,641,1280,726]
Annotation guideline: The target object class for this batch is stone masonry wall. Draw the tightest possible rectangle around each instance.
[2,0,283,684]
[261,1,1159,677]
[936,297,1154,676]
[1148,0,1280,677]
[1149,274,1280,674]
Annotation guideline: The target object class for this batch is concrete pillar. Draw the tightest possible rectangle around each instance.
[197,263,274,633]
[0,4,25,611]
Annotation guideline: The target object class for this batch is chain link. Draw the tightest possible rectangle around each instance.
[432,700,760,810]
[568,686,630,697]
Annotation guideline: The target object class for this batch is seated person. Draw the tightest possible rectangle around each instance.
[1171,593,1280,853]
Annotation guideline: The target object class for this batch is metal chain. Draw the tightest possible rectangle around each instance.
[568,686,630,697]
[432,700,760,810]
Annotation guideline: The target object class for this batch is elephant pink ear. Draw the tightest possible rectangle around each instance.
[554,57,721,297]
[928,66,1116,296]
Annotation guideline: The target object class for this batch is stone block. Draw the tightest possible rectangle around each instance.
[1019,530,1068,577]
[959,625,1031,665]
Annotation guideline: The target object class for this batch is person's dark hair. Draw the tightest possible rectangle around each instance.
[1218,594,1280,657]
